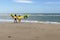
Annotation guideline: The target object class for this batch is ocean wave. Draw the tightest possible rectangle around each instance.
[21,20,60,24]
[30,15,60,16]
[0,19,60,24]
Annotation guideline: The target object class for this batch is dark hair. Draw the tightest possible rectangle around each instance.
[19,15,21,17]
[15,14,17,16]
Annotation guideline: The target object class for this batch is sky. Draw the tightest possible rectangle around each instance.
[0,0,60,13]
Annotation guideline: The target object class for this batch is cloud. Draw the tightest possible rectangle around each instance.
[13,0,33,3]
[45,2,60,4]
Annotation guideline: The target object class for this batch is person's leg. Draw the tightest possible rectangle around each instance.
[18,19,21,23]
[14,18,17,23]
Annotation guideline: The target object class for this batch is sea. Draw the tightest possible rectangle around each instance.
[0,13,60,24]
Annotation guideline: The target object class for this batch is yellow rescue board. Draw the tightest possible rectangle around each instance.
[10,14,29,19]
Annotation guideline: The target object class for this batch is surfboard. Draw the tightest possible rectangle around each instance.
[10,14,29,19]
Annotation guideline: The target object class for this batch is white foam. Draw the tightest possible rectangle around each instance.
[0,19,13,22]
[0,19,60,24]
[21,20,60,24]
[39,21,60,24]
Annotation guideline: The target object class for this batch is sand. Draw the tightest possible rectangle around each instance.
[0,22,60,40]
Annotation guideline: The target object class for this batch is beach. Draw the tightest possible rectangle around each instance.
[0,22,60,40]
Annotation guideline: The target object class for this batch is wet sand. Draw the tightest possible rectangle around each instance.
[0,22,60,40]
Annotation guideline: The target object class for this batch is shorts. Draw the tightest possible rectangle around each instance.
[15,18,17,20]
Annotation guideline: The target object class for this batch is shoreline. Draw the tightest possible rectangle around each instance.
[0,19,60,24]
[0,22,60,25]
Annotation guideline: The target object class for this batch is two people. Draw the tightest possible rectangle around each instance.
[11,14,21,23]
[11,14,29,23]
